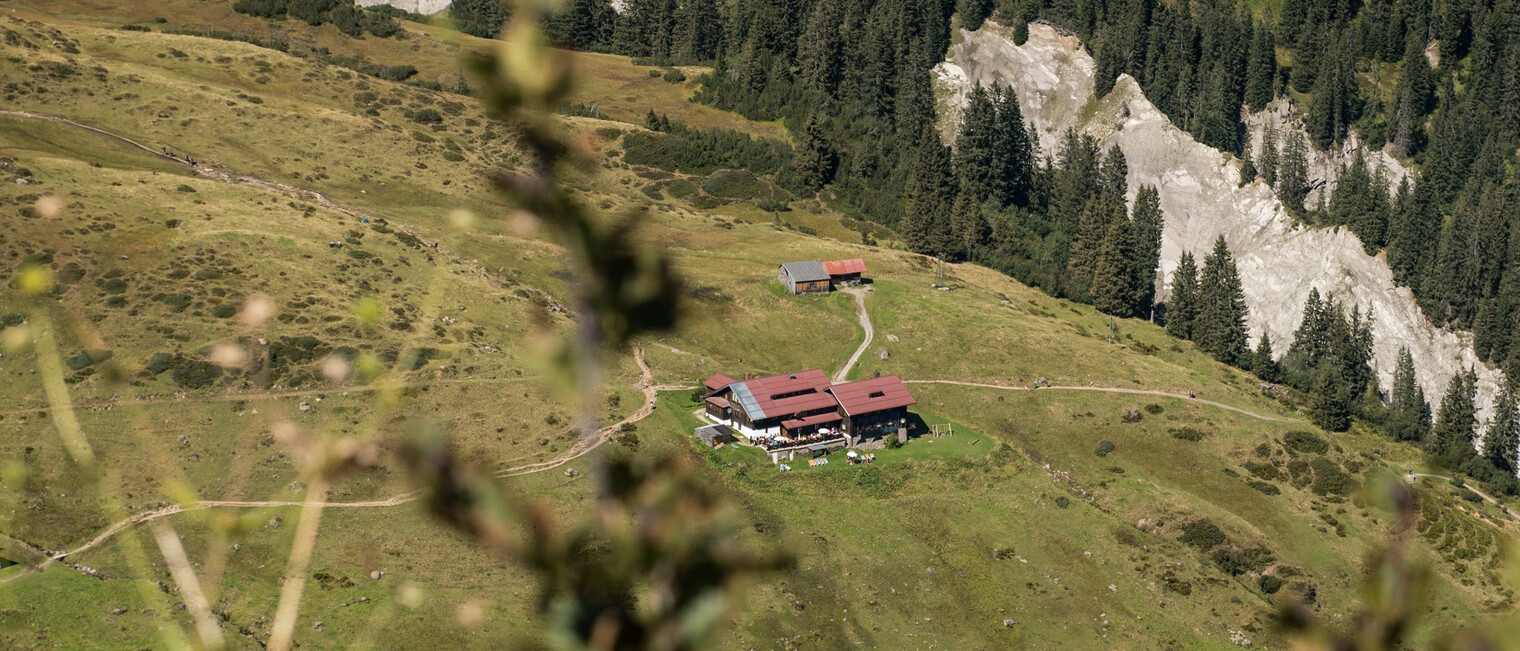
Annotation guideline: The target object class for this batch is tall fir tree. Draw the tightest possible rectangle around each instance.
[1388,347,1431,442]
[1195,236,1250,365]
[1243,23,1277,111]
[950,189,987,262]
[954,84,1001,204]
[1311,365,1353,431]
[1252,332,1280,382]
[1239,137,1256,186]
[1166,252,1200,340]
[903,127,957,258]
[992,86,1034,207]
[1277,131,1309,213]
[1430,369,1479,462]
[794,114,837,193]
[1259,125,1279,188]
[1130,186,1164,317]
[1481,381,1520,476]
[1091,219,1138,317]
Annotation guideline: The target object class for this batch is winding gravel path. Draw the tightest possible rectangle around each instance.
[832,287,873,383]
[902,379,1302,423]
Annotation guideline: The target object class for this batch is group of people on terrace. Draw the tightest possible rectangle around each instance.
[759,428,845,451]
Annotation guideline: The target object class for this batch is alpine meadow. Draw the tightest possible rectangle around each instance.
[5,0,1520,649]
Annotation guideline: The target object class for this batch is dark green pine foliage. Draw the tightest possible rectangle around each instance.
[1165,252,1200,340]
[1327,153,1389,253]
[1430,369,1480,463]
[547,0,615,50]
[1277,131,1309,214]
[950,189,988,262]
[1091,219,1138,317]
[1243,23,1277,112]
[1310,365,1352,432]
[1239,137,1256,186]
[992,87,1034,207]
[451,0,510,39]
[672,0,721,61]
[959,0,992,31]
[903,128,957,259]
[1258,125,1279,188]
[1387,347,1431,443]
[1195,236,1250,366]
[1130,186,1164,316]
[1252,332,1280,383]
[1389,34,1434,158]
[954,84,1001,205]
[1305,32,1361,149]
[1482,381,1520,476]
[794,114,836,193]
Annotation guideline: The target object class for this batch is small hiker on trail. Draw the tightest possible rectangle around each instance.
[1188,390,1195,399]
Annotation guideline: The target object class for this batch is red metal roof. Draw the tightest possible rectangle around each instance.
[782,412,843,429]
[741,369,835,419]
[703,373,738,391]
[822,258,866,275]
[828,375,916,416]
[705,396,730,408]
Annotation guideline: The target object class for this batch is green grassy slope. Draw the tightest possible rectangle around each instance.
[0,8,1516,650]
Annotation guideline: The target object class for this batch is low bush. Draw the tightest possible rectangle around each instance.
[1094,440,1115,457]
[1309,457,1356,496]
[1258,574,1283,594]
[1169,427,1206,441]
[1284,430,1329,455]
[1179,519,1227,551]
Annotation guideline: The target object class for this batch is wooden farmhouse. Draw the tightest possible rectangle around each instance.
[701,369,917,461]
[778,260,831,295]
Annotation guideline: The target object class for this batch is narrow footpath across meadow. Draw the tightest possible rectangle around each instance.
[831,287,873,383]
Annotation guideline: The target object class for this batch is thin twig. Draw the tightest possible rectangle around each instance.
[29,311,95,466]
[267,476,330,651]
[152,520,225,649]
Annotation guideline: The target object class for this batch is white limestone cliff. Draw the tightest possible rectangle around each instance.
[935,22,1501,421]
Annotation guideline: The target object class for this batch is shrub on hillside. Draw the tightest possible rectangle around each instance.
[1258,574,1284,594]
[1284,430,1329,454]
[409,108,443,124]
[1169,427,1206,441]
[1246,479,1282,495]
[1309,458,1356,496]
[172,361,222,389]
[1094,440,1115,457]
[663,68,686,83]
[1179,519,1227,551]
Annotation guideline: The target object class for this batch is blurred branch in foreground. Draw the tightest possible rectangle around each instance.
[402,0,789,648]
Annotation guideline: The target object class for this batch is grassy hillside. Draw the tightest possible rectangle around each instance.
[0,6,1517,649]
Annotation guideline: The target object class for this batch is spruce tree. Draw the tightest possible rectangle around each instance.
[1091,220,1137,317]
[903,128,957,258]
[959,0,992,31]
[1390,33,1433,158]
[950,189,987,262]
[1239,137,1256,186]
[1277,131,1309,213]
[954,84,1001,204]
[452,0,510,38]
[1130,186,1164,316]
[1310,365,1352,432]
[992,86,1034,207]
[1481,381,1520,476]
[1259,125,1279,188]
[1166,252,1199,340]
[794,114,837,193]
[1253,333,1280,383]
[1430,369,1479,462]
[1195,236,1250,366]
[1388,347,1431,442]
[1243,23,1277,112]
[1099,145,1128,201]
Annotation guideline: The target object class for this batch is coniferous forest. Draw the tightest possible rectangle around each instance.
[450,0,1520,483]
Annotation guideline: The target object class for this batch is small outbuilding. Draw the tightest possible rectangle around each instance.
[694,424,737,448]
[822,258,866,285]
[778,260,831,295]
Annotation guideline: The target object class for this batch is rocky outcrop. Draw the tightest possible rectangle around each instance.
[935,22,1501,420]
[1242,98,1408,209]
[356,0,453,15]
